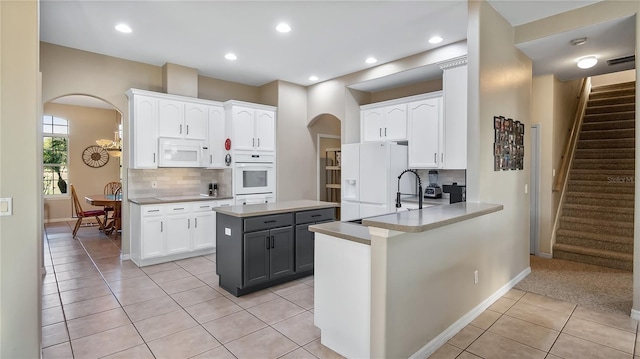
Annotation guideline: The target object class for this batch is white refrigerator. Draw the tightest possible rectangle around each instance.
[341,142,415,221]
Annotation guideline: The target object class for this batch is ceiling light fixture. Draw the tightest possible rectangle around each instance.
[115,23,132,33]
[365,57,377,64]
[577,56,598,69]
[276,23,291,33]
[428,36,443,44]
[569,37,587,46]
[309,75,319,81]
[225,53,237,61]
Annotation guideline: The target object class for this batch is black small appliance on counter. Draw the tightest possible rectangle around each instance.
[442,183,466,204]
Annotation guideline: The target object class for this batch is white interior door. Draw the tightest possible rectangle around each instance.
[530,124,540,255]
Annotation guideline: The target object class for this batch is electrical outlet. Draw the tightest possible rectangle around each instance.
[151,181,157,188]
[474,270,479,284]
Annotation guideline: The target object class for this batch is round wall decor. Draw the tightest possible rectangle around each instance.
[82,145,109,168]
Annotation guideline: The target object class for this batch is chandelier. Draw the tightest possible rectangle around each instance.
[96,131,122,157]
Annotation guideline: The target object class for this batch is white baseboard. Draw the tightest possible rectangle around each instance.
[630,309,640,320]
[44,217,74,224]
[409,266,532,359]
[120,253,131,261]
[536,252,552,259]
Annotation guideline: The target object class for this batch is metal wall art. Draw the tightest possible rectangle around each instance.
[494,116,524,171]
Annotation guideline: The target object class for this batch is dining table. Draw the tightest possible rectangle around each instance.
[85,193,122,235]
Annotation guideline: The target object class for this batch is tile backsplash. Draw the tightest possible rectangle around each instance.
[128,168,232,199]
[416,169,466,186]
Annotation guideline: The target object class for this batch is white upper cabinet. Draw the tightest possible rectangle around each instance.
[158,99,208,140]
[408,96,442,168]
[361,103,407,142]
[441,59,467,169]
[225,101,277,154]
[128,90,158,169]
[204,105,227,168]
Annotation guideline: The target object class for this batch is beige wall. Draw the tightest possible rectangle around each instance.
[43,103,121,222]
[532,75,581,255]
[370,78,443,103]
[467,0,531,291]
[591,69,636,87]
[0,0,41,356]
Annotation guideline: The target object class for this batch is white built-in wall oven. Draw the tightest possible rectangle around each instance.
[234,153,275,204]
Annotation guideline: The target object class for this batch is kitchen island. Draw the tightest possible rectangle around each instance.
[215,200,339,296]
[309,202,524,359]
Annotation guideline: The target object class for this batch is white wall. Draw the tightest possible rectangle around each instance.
[0,0,41,356]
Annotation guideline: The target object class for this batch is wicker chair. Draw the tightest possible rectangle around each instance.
[70,184,105,237]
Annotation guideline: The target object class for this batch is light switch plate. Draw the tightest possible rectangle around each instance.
[225,228,231,236]
[0,198,13,216]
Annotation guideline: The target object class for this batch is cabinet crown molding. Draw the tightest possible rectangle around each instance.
[439,57,468,70]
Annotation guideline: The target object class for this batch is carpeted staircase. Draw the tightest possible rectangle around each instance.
[553,81,636,271]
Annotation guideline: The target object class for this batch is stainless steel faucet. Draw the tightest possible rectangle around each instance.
[396,169,423,210]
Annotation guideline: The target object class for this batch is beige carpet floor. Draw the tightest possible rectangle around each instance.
[515,255,633,316]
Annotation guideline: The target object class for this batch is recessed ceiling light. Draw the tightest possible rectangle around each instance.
[276,23,291,33]
[577,56,598,69]
[365,57,377,64]
[225,53,237,61]
[115,24,132,33]
[428,36,443,44]
[309,75,319,81]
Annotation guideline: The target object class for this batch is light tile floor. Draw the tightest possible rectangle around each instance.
[43,221,640,359]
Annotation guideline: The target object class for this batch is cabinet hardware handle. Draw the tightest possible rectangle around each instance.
[441,153,444,162]
[200,205,208,208]
[186,125,189,135]
[311,214,322,217]
[195,218,198,228]
[188,219,190,229]
[251,155,259,158]
[180,124,183,134]
[210,155,212,164]
[385,127,387,136]
[271,235,275,249]
[264,220,276,224]
[253,138,255,147]
[174,207,184,210]
[161,222,163,232]
[153,153,156,163]
[258,138,260,147]
[266,236,270,249]
[434,153,437,162]
[379,128,382,137]
[149,209,160,212]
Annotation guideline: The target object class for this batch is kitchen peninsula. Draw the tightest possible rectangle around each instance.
[310,202,513,359]
[215,200,339,296]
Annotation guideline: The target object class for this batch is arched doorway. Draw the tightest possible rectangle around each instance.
[309,113,341,206]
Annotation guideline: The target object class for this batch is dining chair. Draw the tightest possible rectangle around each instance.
[70,184,105,237]
[103,181,122,224]
[104,186,122,235]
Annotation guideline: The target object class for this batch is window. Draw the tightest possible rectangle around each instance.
[43,115,69,196]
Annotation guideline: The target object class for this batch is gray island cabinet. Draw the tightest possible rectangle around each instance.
[215,200,338,296]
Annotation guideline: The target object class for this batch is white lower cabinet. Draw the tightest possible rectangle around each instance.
[131,199,233,266]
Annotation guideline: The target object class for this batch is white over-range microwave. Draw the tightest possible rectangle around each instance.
[158,138,204,168]
[234,162,275,195]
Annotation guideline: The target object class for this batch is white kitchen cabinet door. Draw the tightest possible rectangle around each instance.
[130,94,158,169]
[158,99,185,138]
[255,109,275,152]
[141,217,165,259]
[166,212,192,255]
[184,103,208,140]
[442,63,467,169]
[207,105,226,168]
[361,108,384,142]
[384,104,407,141]
[408,97,441,168]
[232,106,256,151]
[192,211,216,250]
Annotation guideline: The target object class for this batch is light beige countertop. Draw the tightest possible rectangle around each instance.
[309,221,371,245]
[362,202,503,233]
[129,195,234,205]
[214,200,339,218]
[309,202,502,243]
